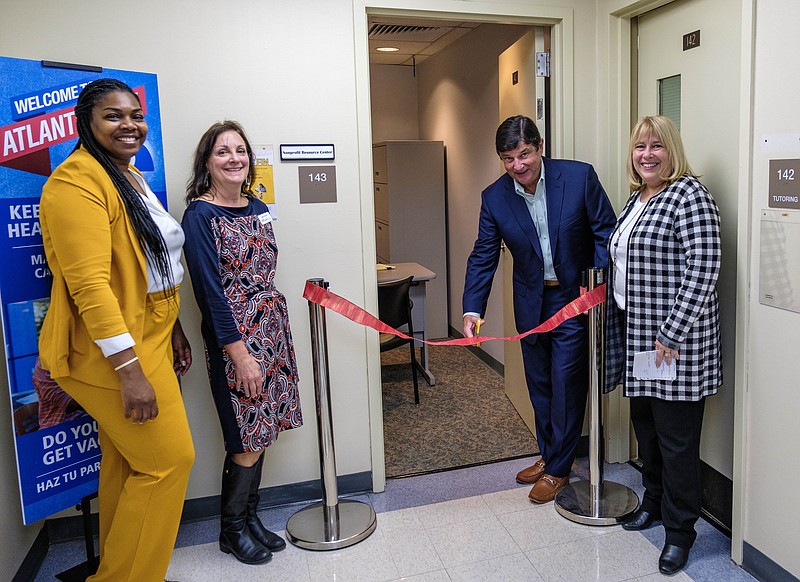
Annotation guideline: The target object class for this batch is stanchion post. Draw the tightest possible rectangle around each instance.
[306,278,338,510]
[588,268,604,500]
[286,278,377,550]
[554,268,639,525]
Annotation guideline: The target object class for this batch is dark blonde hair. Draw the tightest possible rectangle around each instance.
[626,115,698,192]
[185,120,257,203]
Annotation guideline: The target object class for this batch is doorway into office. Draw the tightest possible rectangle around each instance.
[633,0,741,534]
[363,10,562,480]
[599,0,747,551]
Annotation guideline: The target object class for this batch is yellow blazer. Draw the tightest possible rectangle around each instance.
[39,147,153,389]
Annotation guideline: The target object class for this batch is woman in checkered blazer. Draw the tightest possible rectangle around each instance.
[605,116,722,576]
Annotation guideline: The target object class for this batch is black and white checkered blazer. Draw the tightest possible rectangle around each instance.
[605,175,722,401]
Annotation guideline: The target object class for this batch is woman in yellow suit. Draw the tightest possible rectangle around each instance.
[38,78,195,581]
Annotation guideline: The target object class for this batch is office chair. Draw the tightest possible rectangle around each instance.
[377,276,420,404]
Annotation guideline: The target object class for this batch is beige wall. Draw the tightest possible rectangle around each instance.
[370,64,419,143]
[0,0,376,573]
[745,1,800,575]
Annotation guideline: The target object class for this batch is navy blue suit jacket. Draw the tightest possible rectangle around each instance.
[463,158,616,338]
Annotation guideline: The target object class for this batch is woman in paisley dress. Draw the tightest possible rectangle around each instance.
[182,121,302,565]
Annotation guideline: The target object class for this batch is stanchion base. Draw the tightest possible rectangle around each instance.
[286,499,377,551]
[555,480,639,526]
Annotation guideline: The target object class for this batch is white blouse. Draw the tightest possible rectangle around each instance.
[95,172,184,357]
[130,171,185,292]
[610,196,646,310]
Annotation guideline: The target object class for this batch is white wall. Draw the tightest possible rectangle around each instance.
[0,0,376,573]
[744,1,800,575]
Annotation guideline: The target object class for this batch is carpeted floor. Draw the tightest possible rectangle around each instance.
[381,341,538,477]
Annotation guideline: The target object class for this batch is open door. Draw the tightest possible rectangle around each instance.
[498,27,550,435]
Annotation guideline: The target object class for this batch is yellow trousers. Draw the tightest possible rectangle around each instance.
[58,293,195,582]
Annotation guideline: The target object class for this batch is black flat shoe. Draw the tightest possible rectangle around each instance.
[620,508,661,531]
[659,544,690,575]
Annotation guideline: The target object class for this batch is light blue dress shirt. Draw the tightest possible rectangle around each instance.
[513,164,557,281]
[463,165,557,320]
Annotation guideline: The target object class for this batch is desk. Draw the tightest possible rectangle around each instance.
[377,262,436,385]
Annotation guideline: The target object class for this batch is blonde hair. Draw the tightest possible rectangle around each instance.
[626,115,698,192]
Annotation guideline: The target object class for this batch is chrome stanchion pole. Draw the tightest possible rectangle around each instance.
[286,278,377,550]
[555,268,639,525]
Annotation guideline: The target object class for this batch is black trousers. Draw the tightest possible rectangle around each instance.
[630,396,706,549]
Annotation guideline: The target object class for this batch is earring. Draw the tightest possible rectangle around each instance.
[203,174,211,191]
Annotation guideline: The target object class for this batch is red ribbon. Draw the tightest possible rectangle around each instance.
[303,281,606,347]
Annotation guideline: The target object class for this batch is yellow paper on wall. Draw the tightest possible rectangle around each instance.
[252,157,274,204]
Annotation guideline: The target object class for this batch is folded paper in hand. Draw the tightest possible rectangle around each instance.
[633,350,676,380]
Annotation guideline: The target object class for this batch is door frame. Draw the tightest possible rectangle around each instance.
[352,0,576,495]
[602,0,756,563]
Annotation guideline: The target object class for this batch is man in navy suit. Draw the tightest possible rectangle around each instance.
[463,116,616,503]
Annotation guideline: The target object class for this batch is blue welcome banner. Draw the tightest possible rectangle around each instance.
[0,56,167,524]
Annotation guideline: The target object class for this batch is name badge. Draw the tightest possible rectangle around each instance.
[258,212,272,225]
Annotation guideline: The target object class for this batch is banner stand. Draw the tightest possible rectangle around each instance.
[286,279,377,550]
[555,268,639,525]
[55,493,98,581]
[1,57,166,525]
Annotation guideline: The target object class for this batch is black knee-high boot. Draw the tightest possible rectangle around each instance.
[246,453,286,552]
[219,454,272,564]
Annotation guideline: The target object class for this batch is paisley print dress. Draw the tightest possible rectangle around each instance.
[182,199,302,453]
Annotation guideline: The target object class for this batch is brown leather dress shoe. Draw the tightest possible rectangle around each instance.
[528,474,569,503]
[516,458,546,484]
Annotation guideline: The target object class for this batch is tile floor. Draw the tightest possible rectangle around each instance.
[35,457,757,581]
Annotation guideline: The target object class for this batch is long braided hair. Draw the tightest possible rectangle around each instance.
[73,78,175,297]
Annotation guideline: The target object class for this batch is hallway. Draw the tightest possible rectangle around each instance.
[36,457,755,581]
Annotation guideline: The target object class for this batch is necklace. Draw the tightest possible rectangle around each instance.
[611,197,647,255]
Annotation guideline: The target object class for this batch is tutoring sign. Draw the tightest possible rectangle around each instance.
[0,56,167,524]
